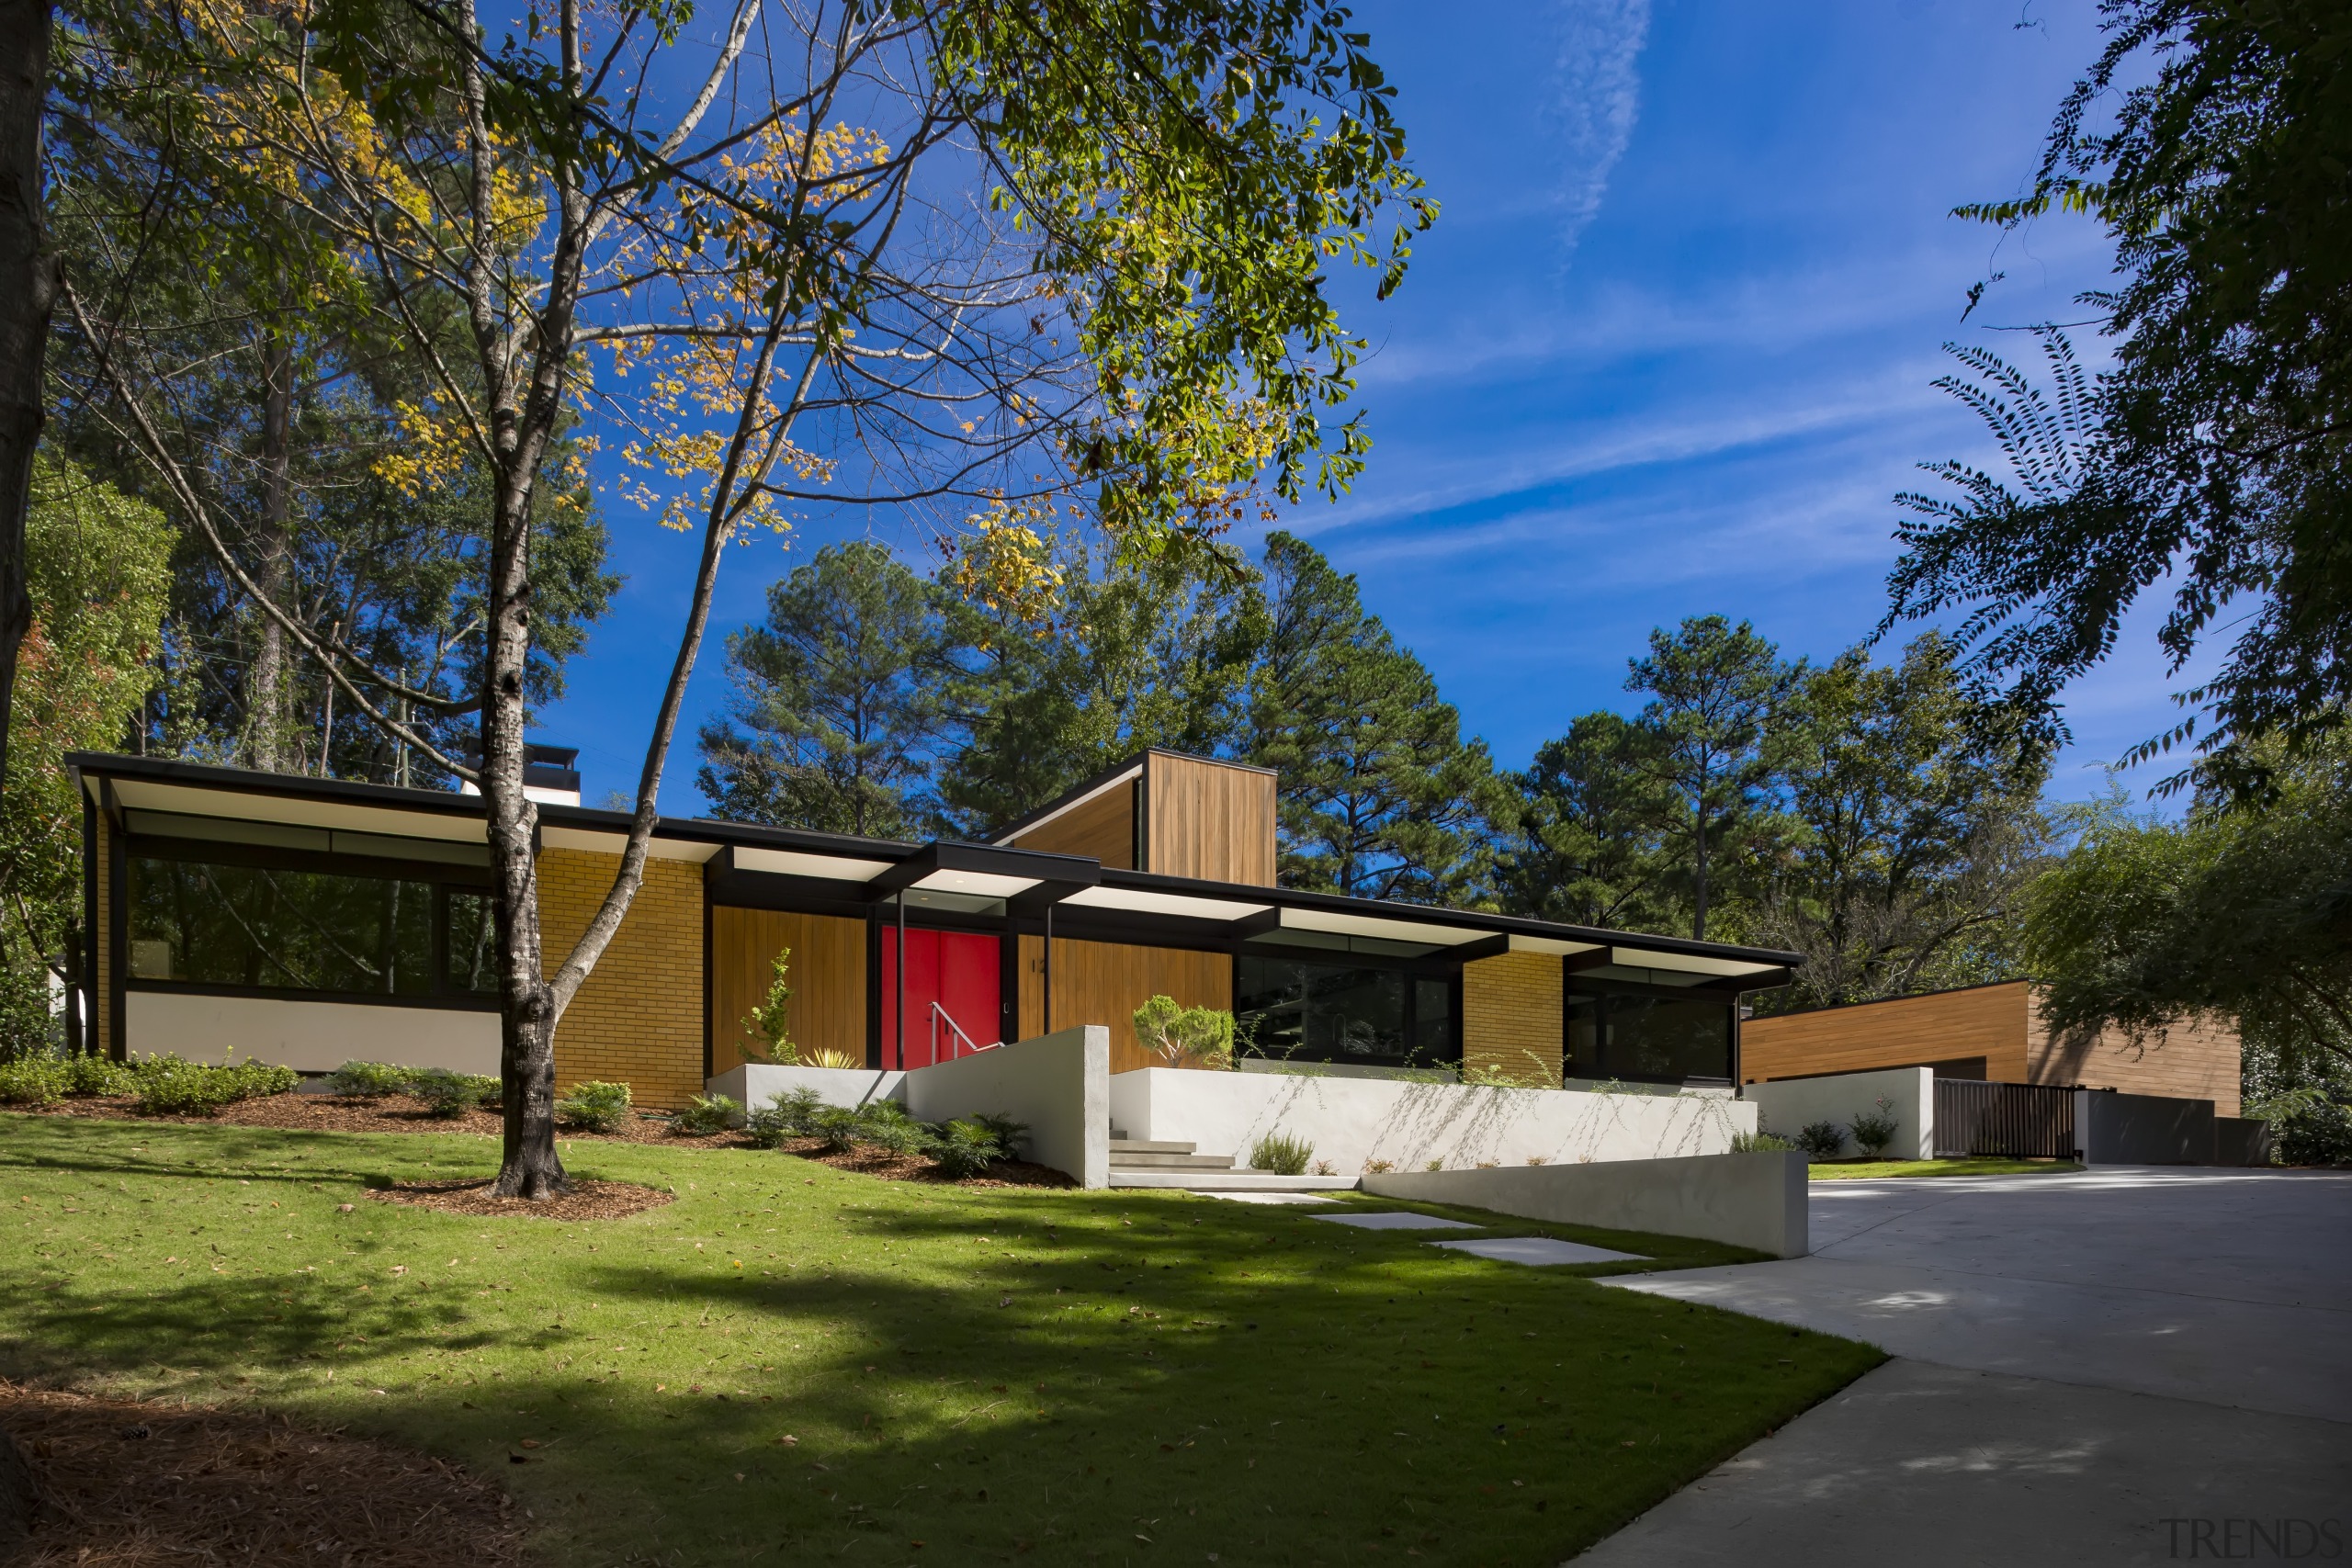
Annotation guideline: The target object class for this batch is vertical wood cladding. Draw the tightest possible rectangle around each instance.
[707,906,868,1076]
[1461,952,1563,1085]
[1742,983,2035,1084]
[1009,782,1136,868]
[2028,998,2242,1117]
[1015,934,1232,1075]
[1143,753,1276,886]
[1742,980,2242,1114]
[537,847,705,1109]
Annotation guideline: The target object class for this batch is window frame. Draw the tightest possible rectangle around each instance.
[1230,944,1463,1071]
[1565,976,1737,1087]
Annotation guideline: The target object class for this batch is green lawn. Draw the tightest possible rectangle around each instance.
[1,1114,1880,1566]
[1809,1156,2082,1180]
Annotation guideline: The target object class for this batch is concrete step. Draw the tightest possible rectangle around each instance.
[1108,1169,1362,1192]
[1107,1151,1236,1170]
[1105,1138,1199,1155]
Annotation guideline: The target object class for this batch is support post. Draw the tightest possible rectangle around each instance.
[895,892,906,1071]
[1042,904,1053,1035]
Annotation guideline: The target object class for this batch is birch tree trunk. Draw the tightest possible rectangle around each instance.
[0,0,53,782]
[245,335,293,771]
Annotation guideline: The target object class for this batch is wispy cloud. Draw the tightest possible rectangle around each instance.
[1547,0,1652,256]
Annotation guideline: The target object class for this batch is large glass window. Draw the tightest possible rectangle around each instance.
[1235,955,1456,1068]
[1567,987,1733,1084]
[128,857,497,998]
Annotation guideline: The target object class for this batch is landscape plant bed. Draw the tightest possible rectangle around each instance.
[1,1112,1881,1565]
[367,1177,677,1222]
[0,1376,526,1566]
[1809,1156,2083,1180]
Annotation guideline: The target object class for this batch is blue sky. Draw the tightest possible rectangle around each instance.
[542,1,2193,817]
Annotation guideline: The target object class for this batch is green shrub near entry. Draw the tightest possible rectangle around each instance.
[746,1086,826,1146]
[129,1055,298,1116]
[1792,1120,1847,1158]
[972,1111,1028,1158]
[555,1080,632,1133]
[1250,1131,1314,1176]
[855,1100,933,1157]
[672,1093,741,1136]
[0,1055,66,1106]
[408,1068,501,1118]
[323,1061,415,1098]
[808,1103,865,1154]
[930,1119,1007,1179]
[62,1055,132,1096]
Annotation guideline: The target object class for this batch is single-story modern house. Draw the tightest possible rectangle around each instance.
[1739,980,2243,1118]
[63,748,1802,1111]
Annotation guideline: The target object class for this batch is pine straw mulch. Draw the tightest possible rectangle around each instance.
[365,1176,675,1221]
[0,1380,526,1567]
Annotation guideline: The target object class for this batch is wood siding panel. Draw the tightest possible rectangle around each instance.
[1015,934,1231,1076]
[1463,952,1562,1086]
[1143,753,1277,886]
[537,848,706,1109]
[1739,982,2034,1084]
[2028,1000,2242,1117]
[709,907,869,1076]
[1010,782,1136,868]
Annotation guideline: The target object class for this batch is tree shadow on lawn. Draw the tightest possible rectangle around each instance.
[2,1190,1878,1567]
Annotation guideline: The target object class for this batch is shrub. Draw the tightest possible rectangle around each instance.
[739,946,800,1065]
[62,1054,131,1096]
[0,1055,66,1106]
[1132,996,1237,1068]
[803,1045,863,1070]
[324,1061,414,1099]
[1311,1158,1336,1176]
[130,1055,297,1116]
[748,1086,827,1145]
[808,1104,867,1154]
[1733,1129,1797,1153]
[856,1100,934,1157]
[932,1119,1011,1179]
[972,1111,1029,1158]
[2277,1099,2352,1166]
[409,1068,500,1118]
[1423,1158,1443,1172]
[1250,1131,1313,1176]
[1848,1099,1901,1158]
[1363,1157,1395,1175]
[555,1080,632,1133]
[1792,1120,1848,1159]
[672,1093,741,1136]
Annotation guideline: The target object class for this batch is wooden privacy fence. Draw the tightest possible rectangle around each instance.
[1933,1079,2076,1158]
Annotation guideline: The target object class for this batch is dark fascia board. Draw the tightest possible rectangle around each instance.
[1091,864,1804,969]
[984,746,1277,846]
[862,840,1102,902]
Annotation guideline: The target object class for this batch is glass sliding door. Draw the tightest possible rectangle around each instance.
[1235,955,1457,1070]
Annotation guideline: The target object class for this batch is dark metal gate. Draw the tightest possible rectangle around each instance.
[1933,1080,2076,1158]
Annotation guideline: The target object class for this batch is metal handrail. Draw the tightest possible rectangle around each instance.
[929,1001,1000,1061]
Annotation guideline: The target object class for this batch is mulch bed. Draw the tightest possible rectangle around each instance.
[0,1380,526,1567]
[21,1093,1075,1189]
[366,1177,675,1221]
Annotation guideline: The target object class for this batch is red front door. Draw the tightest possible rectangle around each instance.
[878,929,1001,1069]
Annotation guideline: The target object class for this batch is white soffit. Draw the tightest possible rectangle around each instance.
[914,868,1037,899]
[1609,946,1783,977]
[989,763,1141,845]
[1279,908,1489,947]
[731,845,895,882]
[107,778,487,844]
[1063,885,1271,923]
[537,826,716,863]
[1508,934,1603,956]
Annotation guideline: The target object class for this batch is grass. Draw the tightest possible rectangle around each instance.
[0,1114,1882,1566]
[1809,1156,2083,1180]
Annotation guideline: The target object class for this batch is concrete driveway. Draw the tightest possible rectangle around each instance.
[1576,1168,2352,1566]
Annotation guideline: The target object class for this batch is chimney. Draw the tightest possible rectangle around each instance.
[458,742,583,807]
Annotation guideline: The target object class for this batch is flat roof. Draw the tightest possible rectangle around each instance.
[69,751,1800,978]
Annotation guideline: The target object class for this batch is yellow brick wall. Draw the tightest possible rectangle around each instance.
[537,848,706,1110]
[1462,952,1562,1086]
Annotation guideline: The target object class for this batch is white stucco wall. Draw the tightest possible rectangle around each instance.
[123,989,501,1075]
[901,1027,1109,1189]
[1108,1067,1757,1174]
[1746,1066,1934,1159]
[707,1063,908,1111]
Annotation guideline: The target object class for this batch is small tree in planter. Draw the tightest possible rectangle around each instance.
[1133,996,1235,1069]
[741,948,799,1066]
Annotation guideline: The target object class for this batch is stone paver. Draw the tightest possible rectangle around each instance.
[1312,1211,1478,1231]
[1432,1236,1645,1266]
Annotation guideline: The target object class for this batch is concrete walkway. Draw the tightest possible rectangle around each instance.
[1576,1168,2352,1565]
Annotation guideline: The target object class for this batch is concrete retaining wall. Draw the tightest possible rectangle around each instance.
[1363,1151,1810,1258]
[899,1027,1110,1189]
[2079,1089,2217,1166]
[1746,1066,1934,1160]
[124,990,499,1076]
[709,1027,1111,1188]
[1109,1067,1756,1175]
